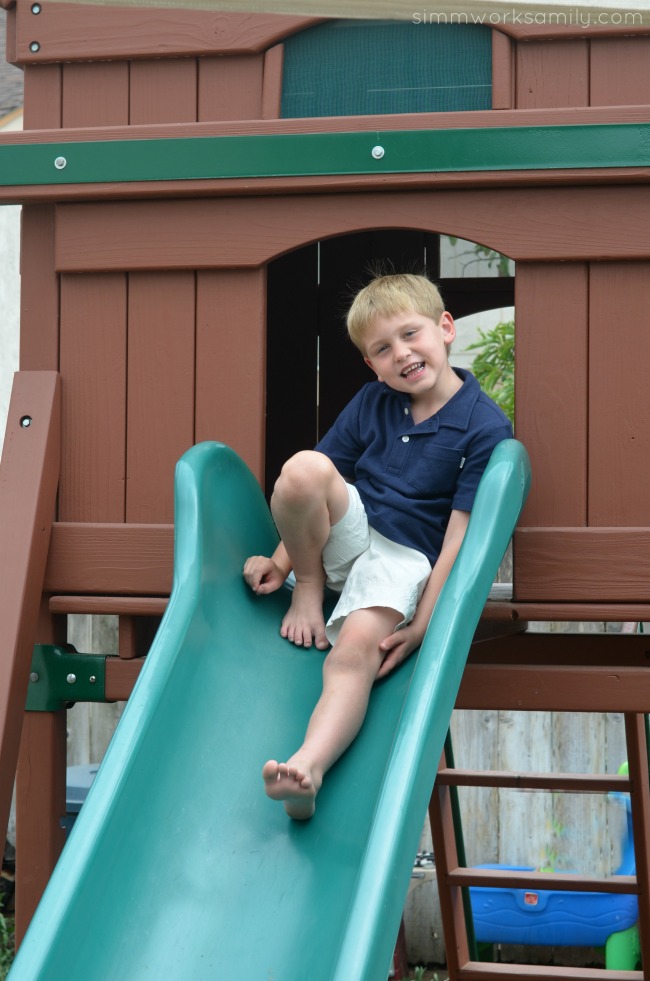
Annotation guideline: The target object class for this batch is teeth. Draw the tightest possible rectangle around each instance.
[403,362,423,377]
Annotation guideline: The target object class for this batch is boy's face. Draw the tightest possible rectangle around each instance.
[362,308,457,405]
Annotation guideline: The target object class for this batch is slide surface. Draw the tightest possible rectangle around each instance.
[9,439,530,981]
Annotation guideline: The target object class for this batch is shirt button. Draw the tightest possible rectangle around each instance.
[404,407,409,415]
[402,435,410,443]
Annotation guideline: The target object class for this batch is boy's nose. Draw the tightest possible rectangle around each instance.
[394,341,411,360]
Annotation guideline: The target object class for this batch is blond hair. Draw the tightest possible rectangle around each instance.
[347,274,445,353]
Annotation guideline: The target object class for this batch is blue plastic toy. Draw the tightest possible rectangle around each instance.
[470,792,640,970]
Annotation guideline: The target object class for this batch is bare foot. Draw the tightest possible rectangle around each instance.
[262,759,321,820]
[281,579,329,650]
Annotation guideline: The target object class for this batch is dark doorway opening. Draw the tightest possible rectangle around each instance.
[265,229,514,493]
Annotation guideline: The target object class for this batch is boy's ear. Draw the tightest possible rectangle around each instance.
[441,311,456,347]
[363,356,383,382]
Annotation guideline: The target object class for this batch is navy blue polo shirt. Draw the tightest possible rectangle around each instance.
[315,368,512,565]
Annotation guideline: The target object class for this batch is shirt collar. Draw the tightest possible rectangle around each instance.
[396,368,479,434]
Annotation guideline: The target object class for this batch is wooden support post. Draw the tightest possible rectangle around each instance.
[15,709,67,944]
[429,748,470,978]
[624,713,650,967]
[0,372,60,846]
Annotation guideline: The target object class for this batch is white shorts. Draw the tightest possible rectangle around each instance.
[322,483,432,645]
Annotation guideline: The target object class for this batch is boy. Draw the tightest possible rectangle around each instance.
[244,273,512,819]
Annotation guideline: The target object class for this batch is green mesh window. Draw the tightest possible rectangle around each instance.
[281,20,492,118]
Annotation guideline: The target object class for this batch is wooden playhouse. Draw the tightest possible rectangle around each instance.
[0,3,650,976]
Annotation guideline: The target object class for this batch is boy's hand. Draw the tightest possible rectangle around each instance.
[376,623,424,679]
[243,555,287,595]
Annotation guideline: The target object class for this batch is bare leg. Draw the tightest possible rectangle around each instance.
[271,451,349,650]
[263,606,401,819]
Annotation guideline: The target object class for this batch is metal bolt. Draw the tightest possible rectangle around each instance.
[29,672,39,683]
[66,673,77,685]
[31,3,42,13]
[29,41,40,53]
[20,415,32,428]
[371,145,385,160]
[54,156,67,170]
[89,676,97,684]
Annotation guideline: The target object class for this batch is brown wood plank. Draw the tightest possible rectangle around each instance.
[498,19,649,41]
[590,37,650,106]
[49,596,168,616]
[22,64,61,130]
[262,43,284,120]
[195,269,266,482]
[0,372,60,871]
[15,711,67,944]
[514,528,650,602]
[7,166,650,208]
[588,263,650,527]
[126,272,195,523]
[449,867,637,894]
[437,770,631,792]
[4,104,650,146]
[482,601,650,622]
[4,2,15,60]
[105,656,145,701]
[62,62,129,128]
[130,59,198,125]
[516,39,589,108]
[457,664,650,713]
[491,30,514,110]
[58,274,127,522]
[198,54,263,121]
[13,6,319,62]
[19,206,58,372]
[43,523,173,596]
[458,963,641,980]
[54,186,650,275]
[514,263,588,529]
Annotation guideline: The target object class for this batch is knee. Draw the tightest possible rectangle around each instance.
[323,628,380,679]
[273,451,333,507]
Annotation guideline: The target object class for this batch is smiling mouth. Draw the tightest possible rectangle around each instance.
[401,362,425,378]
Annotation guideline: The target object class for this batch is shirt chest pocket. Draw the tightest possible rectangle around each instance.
[404,444,464,496]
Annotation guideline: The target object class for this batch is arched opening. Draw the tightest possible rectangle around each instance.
[265,229,514,492]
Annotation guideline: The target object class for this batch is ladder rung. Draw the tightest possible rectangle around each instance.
[448,866,638,894]
[49,595,168,615]
[457,961,643,980]
[437,768,631,792]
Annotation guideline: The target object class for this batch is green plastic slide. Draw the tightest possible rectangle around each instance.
[9,439,530,981]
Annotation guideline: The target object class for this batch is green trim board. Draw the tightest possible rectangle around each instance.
[0,123,649,186]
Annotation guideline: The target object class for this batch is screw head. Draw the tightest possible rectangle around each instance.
[20,415,32,428]
[89,675,97,684]
[54,156,67,170]
[371,145,385,160]
[66,673,77,685]
[29,672,39,683]
[29,41,40,53]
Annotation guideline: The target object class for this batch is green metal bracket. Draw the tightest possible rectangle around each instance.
[1,122,650,187]
[26,644,107,712]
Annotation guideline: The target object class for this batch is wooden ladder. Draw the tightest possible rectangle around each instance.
[428,630,650,980]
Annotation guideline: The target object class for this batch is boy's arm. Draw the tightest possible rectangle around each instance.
[376,509,470,679]
[243,541,292,594]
